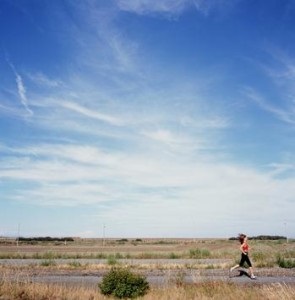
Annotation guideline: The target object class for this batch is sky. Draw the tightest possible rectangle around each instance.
[0,0,295,239]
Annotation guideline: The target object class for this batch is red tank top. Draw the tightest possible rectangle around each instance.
[242,243,249,252]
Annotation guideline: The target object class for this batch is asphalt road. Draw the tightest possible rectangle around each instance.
[1,259,294,287]
[3,271,295,287]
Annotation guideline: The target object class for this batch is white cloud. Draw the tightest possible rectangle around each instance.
[140,128,205,154]
[117,0,189,15]
[15,72,33,116]
[8,62,33,116]
[142,129,187,144]
[1,142,295,219]
[93,160,295,237]
[2,1,294,237]
[269,163,294,176]
[245,48,295,126]
[116,0,236,17]
[27,72,63,88]
[0,103,28,118]
[265,48,295,82]
[180,115,230,129]
[65,1,141,75]
[59,101,124,126]
[244,87,295,125]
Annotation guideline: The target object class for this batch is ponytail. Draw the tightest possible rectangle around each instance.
[238,233,246,244]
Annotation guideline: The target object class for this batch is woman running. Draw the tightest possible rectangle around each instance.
[230,233,256,279]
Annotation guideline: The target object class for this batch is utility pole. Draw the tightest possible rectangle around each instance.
[16,223,20,247]
[103,223,106,247]
[284,221,288,243]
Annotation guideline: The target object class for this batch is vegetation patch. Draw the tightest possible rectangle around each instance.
[99,267,149,298]
[19,236,74,242]
[40,259,56,267]
[277,255,295,268]
[68,261,82,268]
[189,248,211,259]
[229,235,287,241]
[107,255,119,266]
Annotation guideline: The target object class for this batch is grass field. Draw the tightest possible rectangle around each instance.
[0,238,294,299]
[0,237,294,266]
[1,278,295,299]
[1,237,294,256]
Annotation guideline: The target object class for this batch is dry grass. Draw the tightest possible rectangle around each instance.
[1,280,295,300]
[0,261,237,275]
[0,238,238,259]
[1,238,294,262]
[0,239,294,299]
[0,281,100,300]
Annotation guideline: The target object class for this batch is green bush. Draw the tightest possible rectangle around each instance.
[43,251,57,259]
[107,255,118,265]
[252,251,276,268]
[168,252,180,259]
[99,267,149,299]
[68,261,82,268]
[40,259,56,266]
[189,248,211,259]
[252,251,268,263]
[276,255,295,268]
[115,252,124,259]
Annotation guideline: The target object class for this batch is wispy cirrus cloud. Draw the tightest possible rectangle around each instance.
[27,72,63,88]
[243,48,295,126]
[244,87,295,125]
[7,62,33,116]
[59,101,124,126]
[180,115,230,129]
[268,162,295,177]
[140,128,205,153]
[0,103,28,118]
[116,0,237,16]
[2,0,294,237]
[62,1,141,75]
[117,0,189,15]
[263,48,295,82]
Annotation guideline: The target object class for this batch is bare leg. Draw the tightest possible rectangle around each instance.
[249,267,255,277]
[230,264,240,272]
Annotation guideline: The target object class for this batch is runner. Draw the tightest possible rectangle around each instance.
[230,233,256,279]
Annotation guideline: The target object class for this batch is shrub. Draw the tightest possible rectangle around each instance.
[107,255,118,265]
[43,251,55,259]
[95,253,107,259]
[40,259,56,266]
[99,267,149,299]
[252,251,276,267]
[116,239,128,244]
[115,252,124,259]
[68,261,82,268]
[169,252,179,259]
[189,248,211,259]
[276,255,295,268]
[252,251,268,262]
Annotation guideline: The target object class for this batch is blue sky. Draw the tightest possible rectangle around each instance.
[0,0,295,238]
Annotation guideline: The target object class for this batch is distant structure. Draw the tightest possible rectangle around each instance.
[103,224,106,246]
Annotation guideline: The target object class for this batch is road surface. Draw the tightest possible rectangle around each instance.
[1,259,294,287]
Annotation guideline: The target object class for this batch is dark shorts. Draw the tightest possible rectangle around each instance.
[239,253,252,267]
